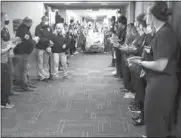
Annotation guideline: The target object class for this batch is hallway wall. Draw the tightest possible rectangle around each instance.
[1,2,44,37]
[172,2,181,45]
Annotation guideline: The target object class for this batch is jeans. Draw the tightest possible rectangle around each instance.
[36,49,50,80]
[52,52,68,77]
[1,63,11,105]
[14,54,29,88]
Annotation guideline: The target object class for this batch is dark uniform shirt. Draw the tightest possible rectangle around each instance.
[1,27,10,42]
[14,24,35,55]
[146,23,179,77]
[52,34,68,53]
[118,27,127,45]
[35,23,53,50]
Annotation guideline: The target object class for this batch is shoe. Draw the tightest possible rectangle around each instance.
[132,115,141,120]
[63,76,68,79]
[112,70,117,75]
[21,87,34,92]
[124,92,135,99]
[28,84,36,88]
[40,78,48,82]
[142,135,147,138]
[114,74,119,78]
[1,103,14,109]
[132,116,144,126]
[128,103,141,113]
[10,91,21,96]
[108,64,114,67]
[1,105,5,108]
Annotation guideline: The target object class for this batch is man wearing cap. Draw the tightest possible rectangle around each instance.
[35,16,54,81]
[14,16,39,92]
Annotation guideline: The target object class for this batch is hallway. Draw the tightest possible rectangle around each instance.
[2,53,144,137]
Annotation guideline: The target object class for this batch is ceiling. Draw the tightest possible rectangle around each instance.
[44,2,129,9]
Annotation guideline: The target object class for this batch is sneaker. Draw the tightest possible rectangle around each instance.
[1,105,5,108]
[10,91,21,96]
[112,70,117,75]
[74,51,79,55]
[142,135,147,138]
[28,84,37,89]
[128,103,141,113]
[40,78,48,82]
[63,76,68,79]
[5,103,15,109]
[22,87,34,92]
[124,92,135,99]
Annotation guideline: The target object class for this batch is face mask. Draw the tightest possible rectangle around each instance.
[4,20,9,25]
[44,22,49,26]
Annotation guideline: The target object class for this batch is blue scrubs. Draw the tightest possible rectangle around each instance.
[144,23,179,137]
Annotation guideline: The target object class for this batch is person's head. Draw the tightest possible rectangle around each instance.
[126,23,137,37]
[111,16,116,24]
[41,16,49,26]
[70,19,74,24]
[136,13,147,34]
[55,23,64,34]
[23,16,33,29]
[146,1,171,29]
[1,12,10,28]
[56,11,59,15]
[117,15,127,30]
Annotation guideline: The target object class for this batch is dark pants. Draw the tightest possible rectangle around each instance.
[110,43,115,66]
[123,65,131,90]
[70,40,76,55]
[1,63,11,106]
[115,47,122,77]
[144,75,178,137]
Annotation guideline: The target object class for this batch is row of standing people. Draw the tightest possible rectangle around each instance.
[1,14,80,108]
[106,1,181,137]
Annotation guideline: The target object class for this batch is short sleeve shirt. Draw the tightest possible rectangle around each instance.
[147,23,179,76]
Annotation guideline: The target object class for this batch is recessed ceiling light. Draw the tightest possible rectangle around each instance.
[64,2,71,5]
[101,3,108,5]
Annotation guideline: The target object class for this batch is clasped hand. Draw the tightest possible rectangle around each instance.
[127,56,142,66]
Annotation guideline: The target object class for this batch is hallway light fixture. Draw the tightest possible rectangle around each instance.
[101,3,108,5]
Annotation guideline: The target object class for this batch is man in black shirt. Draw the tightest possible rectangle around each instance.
[115,15,127,78]
[14,17,38,91]
[35,16,54,81]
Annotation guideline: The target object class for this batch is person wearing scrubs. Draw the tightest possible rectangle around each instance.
[128,2,180,137]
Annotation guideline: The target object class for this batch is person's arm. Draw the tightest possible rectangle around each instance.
[141,59,168,72]
[1,46,11,54]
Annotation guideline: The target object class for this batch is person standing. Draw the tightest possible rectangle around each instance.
[115,15,127,78]
[14,17,39,92]
[108,16,116,67]
[51,23,68,79]
[1,12,19,108]
[129,2,179,137]
[35,16,54,81]
[1,12,21,95]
